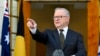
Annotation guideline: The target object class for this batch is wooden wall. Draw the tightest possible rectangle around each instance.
[23,1,31,56]
[88,0,99,56]
[25,0,89,1]
[99,1,100,32]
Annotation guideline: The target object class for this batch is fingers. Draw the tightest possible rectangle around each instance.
[27,19,34,25]
[27,18,37,29]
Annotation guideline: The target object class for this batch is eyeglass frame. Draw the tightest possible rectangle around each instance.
[53,16,67,19]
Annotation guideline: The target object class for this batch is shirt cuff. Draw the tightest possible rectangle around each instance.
[29,28,37,34]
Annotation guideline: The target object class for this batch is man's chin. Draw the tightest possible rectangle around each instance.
[56,26,62,29]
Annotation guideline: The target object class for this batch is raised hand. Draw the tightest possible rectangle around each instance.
[27,18,37,29]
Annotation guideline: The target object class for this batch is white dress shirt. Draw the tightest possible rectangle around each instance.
[57,26,68,40]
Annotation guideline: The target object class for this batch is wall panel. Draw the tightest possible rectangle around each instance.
[88,0,99,56]
[23,1,31,56]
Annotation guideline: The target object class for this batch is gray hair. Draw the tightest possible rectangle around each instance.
[54,7,70,17]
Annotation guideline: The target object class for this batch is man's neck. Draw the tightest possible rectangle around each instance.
[57,26,68,29]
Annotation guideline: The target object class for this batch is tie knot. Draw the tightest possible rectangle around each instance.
[59,29,64,32]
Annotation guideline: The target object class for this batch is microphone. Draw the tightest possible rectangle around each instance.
[52,49,64,56]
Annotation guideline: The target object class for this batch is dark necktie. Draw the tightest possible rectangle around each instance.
[59,29,64,48]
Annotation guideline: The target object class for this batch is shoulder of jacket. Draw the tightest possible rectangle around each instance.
[68,29,82,36]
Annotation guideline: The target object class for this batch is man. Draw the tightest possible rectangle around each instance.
[27,8,87,56]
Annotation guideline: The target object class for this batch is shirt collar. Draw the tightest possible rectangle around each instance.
[57,26,68,33]
[57,26,68,39]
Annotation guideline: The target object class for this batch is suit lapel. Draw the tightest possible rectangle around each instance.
[53,29,61,48]
[63,29,72,49]
[53,29,73,49]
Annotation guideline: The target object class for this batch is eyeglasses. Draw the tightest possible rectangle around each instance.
[53,16,67,19]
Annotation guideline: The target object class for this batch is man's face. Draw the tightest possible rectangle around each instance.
[53,10,70,29]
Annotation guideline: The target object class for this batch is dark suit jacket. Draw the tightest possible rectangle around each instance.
[31,29,87,56]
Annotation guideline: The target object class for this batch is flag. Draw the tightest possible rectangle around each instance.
[1,0,10,56]
[98,44,100,56]
[98,40,100,56]
[14,0,26,56]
